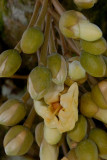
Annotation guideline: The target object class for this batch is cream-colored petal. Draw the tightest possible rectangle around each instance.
[57,82,79,133]
[34,83,79,133]
[34,100,52,120]
[44,82,64,105]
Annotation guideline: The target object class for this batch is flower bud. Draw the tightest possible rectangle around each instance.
[44,125,62,145]
[75,139,98,160]
[21,27,44,54]
[0,99,26,126]
[80,51,106,77]
[91,81,107,109]
[79,20,102,41]
[81,37,107,55]
[74,0,97,9]
[0,49,22,77]
[3,125,33,156]
[35,122,44,147]
[59,10,102,41]
[67,115,87,142]
[47,53,67,84]
[74,0,96,9]
[89,128,107,159]
[80,92,98,117]
[68,60,86,81]
[94,108,107,124]
[59,10,87,39]
[40,139,59,160]
[27,66,52,100]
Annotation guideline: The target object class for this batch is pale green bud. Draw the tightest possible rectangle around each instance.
[59,10,102,41]
[44,125,62,145]
[80,92,98,117]
[68,60,86,81]
[79,20,102,41]
[35,122,44,147]
[67,115,87,142]
[81,38,107,55]
[0,49,22,77]
[0,99,26,126]
[80,51,106,77]
[74,0,97,9]
[47,53,67,84]
[75,139,98,160]
[27,66,52,100]
[91,81,107,109]
[89,128,107,159]
[59,10,87,39]
[21,27,44,54]
[94,108,107,124]
[3,125,33,156]
[40,139,59,160]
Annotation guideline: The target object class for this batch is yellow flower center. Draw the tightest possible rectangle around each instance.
[50,102,62,116]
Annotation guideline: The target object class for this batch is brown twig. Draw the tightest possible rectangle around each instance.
[23,106,36,129]
[39,13,51,66]
[9,75,28,80]
[51,0,65,15]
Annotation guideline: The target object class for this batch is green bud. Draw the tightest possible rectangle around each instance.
[3,125,33,156]
[27,66,52,100]
[75,139,98,160]
[74,0,97,9]
[80,51,106,77]
[44,125,62,145]
[81,38,107,55]
[40,139,59,160]
[59,10,87,39]
[80,92,98,117]
[89,128,107,159]
[59,10,102,41]
[67,115,87,142]
[0,99,26,126]
[35,122,44,147]
[79,20,102,41]
[91,81,107,109]
[0,49,22,77]
[68,60,86,81]
[21,27,44,54]
[47,53,67,84]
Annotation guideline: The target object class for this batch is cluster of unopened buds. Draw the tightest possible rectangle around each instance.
[0,0,107,160]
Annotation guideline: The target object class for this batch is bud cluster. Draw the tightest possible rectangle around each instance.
[0,0,107,160]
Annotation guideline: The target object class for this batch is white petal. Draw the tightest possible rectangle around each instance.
[44,82,64,105]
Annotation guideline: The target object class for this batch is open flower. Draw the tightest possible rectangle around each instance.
[34,82,79,133]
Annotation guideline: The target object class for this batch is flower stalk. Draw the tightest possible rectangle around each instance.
[23,106,36,129]
[39,13,51,66]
